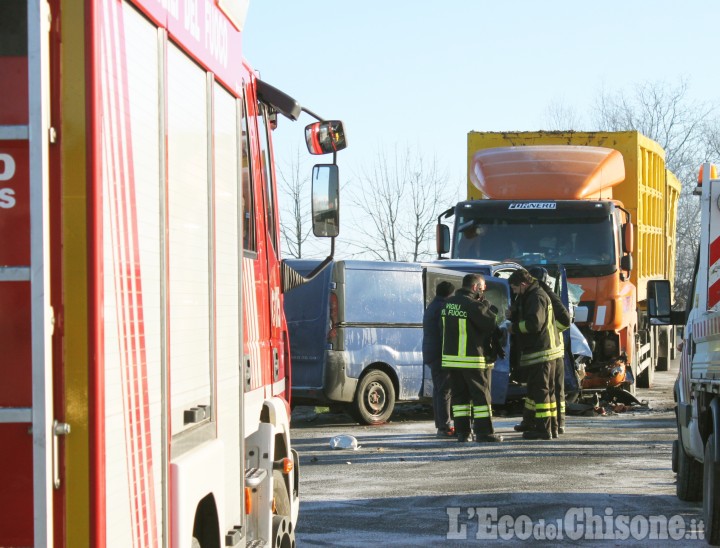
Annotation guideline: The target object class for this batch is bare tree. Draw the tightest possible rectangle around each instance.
[593,78,717,306]
[277,148,312,259]
[348,145,450,262]
[543,99,584,131]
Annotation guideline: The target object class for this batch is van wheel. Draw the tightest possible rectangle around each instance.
[677,435,703,501]
[351,370,395,425]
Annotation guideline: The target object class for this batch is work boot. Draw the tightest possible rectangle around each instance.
[522,430,551,440]
[436,426,456,439]
[457,432,473,442]
[558,426,565,435]
[551,429,559,439]
[476,433,503,443]
[513,422,532,432]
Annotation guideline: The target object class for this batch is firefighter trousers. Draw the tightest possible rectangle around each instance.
[448,367,494,436]
[553,357,565,430]
[526,361,556,435]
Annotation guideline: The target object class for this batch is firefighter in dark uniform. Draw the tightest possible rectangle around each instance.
[507,268,565,440]
[441,273,503,443]
[529,267,572,436]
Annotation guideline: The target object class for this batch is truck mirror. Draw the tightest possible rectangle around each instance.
[622,223,634,253]
[305,120,347,155]
[436,224,450,256]
[312,164,340,237]
[648,280,672,323]
[620,254,632,273]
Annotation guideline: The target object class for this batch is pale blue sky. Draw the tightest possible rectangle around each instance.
[243,1,720,257]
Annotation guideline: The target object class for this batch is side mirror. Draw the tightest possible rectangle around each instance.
[622,223,634,254]
[436,224,450,256]
[305,120,347,155]
[312,165,340,237]
[647,279,687,325]
[648,279,672,319]
[620,254,633,273]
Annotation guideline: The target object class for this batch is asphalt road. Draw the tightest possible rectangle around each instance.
[289,361,707,547]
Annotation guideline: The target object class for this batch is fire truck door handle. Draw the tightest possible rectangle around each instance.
[273,348,279,381]
[53,420,71,489]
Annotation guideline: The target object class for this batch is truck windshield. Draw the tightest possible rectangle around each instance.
[453,215,616,274]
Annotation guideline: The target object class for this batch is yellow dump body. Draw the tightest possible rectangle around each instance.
[467,131,680,302]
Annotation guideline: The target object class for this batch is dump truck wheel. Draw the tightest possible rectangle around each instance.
[677,435,703,501]
[705,435,720,545]
[656,326,670,372]
[636,362,654,389]
[351,369,395,425]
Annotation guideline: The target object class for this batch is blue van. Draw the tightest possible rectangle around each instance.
[284,259,514,424]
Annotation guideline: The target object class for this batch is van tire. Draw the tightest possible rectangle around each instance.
[351,370,395,425]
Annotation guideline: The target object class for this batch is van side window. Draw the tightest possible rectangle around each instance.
[344,270,424,323]
[241,97,255,252]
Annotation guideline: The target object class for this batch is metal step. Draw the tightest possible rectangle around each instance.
[244,467,267,488]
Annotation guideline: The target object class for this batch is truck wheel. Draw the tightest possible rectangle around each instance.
[672,439,679,473]
[272,471,296,547]
[705,435,720,545]
[636,362,654,389]
[677,435,703,501]
[670,326,677,361]
[351,369,395,425]
[656,326,670,372]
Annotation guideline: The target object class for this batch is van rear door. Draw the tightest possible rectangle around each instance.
[283,260,332,402]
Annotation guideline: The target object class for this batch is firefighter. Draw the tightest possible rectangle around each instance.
[441,273,503,443]
[529,267,572,437]
[423,280,456,438]
[506,268,565,440]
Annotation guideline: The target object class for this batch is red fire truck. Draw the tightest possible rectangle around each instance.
[0,0,345,546]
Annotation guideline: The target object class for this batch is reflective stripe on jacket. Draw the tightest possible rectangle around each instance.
[512,282,564,367]
[441,288,497,369]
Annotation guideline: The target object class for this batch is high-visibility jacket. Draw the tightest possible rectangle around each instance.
[441,289,498,369]
[537,280,571,348]
[511,281,564,366]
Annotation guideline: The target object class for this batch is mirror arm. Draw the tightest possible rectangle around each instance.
[438,207,454,224]
[301,106,324,122]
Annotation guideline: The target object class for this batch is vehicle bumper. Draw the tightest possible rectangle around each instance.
[323,350,357,402]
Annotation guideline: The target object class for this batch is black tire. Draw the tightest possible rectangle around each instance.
[672,439,678,473]
[636,362,654,389]
[656,326,670,372]
[677,435,703,501]
[705,435,720,545]
[351,369,395,425]
[670,326,677,361]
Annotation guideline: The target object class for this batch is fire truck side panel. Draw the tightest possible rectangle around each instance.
[2,0,301,544]
[213,76,244,532]
[97,2,165,543]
